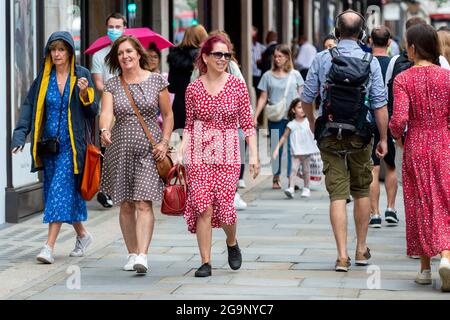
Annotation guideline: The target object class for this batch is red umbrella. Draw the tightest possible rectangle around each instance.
[85,28,173,55]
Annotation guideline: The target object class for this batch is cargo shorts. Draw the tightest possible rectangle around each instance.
[319,136,374,202]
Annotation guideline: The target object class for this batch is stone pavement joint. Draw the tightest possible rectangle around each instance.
[1,173,449,300]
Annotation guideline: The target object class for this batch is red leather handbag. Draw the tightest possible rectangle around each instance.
[161,165,187,216]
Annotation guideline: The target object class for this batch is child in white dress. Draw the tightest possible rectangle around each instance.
[272,98,319,198]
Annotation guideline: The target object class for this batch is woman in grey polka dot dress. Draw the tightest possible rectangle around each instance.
[99,36,174,274]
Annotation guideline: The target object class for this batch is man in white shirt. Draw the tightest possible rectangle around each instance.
[91,13,127,93]
[252,26,266,97]
[91,12,127,208]
[294,36,317,81]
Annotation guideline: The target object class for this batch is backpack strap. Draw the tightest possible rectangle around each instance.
[362,52,373,63]
[329,47,340,58]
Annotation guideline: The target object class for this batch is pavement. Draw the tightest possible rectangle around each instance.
[0,170,449,300]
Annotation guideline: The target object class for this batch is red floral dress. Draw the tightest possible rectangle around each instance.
[183,74,256,233]
[389,65,450,257]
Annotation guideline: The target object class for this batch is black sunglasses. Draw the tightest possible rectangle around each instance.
[209,51,232,61]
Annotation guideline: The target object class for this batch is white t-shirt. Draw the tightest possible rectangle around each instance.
[287,119,319,155]
[91,46,116,84]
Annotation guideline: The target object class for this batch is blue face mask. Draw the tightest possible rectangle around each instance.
[107,29,123,42]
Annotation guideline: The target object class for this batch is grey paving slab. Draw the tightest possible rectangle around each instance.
[3,171,450,300]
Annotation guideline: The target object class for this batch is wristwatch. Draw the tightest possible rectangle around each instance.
[99,128,109,135]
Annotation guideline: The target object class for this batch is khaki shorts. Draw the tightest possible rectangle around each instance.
[319,136,374,201]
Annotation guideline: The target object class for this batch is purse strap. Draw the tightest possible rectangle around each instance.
[120,76,157,147]
[283,71,293,99]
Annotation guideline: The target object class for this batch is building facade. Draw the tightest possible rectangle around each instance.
[3,0,384,224]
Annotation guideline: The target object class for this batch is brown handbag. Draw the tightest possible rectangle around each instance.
[80,122,102,201]
[120,76,173,180]
[161,164,187,216]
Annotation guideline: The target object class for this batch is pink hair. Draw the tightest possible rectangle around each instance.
[195,35,233,75]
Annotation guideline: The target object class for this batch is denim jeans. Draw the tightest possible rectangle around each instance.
[268,119,292,178]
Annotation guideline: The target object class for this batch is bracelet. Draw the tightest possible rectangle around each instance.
[99,128,109,135]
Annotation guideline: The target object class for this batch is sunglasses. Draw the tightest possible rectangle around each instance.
[209,51,232,61]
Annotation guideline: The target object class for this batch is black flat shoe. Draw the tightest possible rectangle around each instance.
[195,263,212,277]
[97,192,113,208]
[227,242,242,270]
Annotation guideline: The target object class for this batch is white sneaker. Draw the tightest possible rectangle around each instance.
[133,254,148,274]
[414,269,432,285]
[439,258,450,292]
[238,179,246,189]
[301,187,311,198]
[69,232,93,257]
[123,253,138,271]
[284,187,294,199]
[234,193,247,210]
[36,245,54,264]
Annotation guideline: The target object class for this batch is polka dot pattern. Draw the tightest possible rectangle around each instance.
[101,74,169,204]
[183,74,256,234]
[389,65,450,257]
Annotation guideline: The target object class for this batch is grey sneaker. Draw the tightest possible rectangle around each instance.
[36,245,54,264]
[69,232,93,257]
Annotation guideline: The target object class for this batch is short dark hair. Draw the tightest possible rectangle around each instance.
[48,39,74,59]
[405,17,426,30]
[406,24,441,63]
[105,35,151,74]
[371,26,391,47]
[147,42,161,60]
[323,34,337,45]
[106,13,127,27]
[337,10,365,38]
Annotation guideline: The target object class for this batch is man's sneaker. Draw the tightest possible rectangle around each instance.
[234,193,247,210]
[439,258,450,292]
[415,269,432,285]
[195,263,212,277]
[301,187,311,198]
[369,214,382,228]
[335,257,351,272]
[284,187,294,199]
[97,192,113,208]
[238,179,246,189]
[227,241,242,270]
[355,247,371,266]
[123,253,138,271]
[133,254,148,274]
[36,245,54,264]
[385,208,399,225]
[69,232,93,257]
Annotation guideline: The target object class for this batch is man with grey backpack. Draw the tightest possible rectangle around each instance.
[301,10,389,272]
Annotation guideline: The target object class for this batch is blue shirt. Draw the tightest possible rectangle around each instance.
[301,39,387,116]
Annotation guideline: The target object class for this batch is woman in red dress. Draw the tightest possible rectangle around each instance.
[177,35,260,277]
[389,24,450,291]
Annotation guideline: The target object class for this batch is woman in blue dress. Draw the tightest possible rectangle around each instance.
[11,32,98,264]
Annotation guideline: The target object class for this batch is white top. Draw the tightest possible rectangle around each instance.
[91,46,116,83]
[287,119,319,155]
[295,42,318,70]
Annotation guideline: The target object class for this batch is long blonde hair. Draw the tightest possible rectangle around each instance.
[179,24,208,48]
[272,44,294,72]
[438,30,450,65]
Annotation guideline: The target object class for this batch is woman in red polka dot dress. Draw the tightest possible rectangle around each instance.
[177,35,260,277]
[389,24,450,291]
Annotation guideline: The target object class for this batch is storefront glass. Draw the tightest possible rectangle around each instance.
[10,0,39,188]
[173,0,198,45]
[44,0,82,62]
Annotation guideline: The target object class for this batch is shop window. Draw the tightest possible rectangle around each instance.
[173,0,199,45]
[44,0,82,62]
